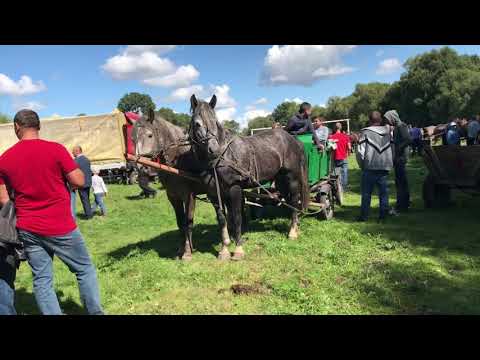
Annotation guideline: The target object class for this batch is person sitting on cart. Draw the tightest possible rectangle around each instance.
[284,102,323,150]
[312,116,329,151]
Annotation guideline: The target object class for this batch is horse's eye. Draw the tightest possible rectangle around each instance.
[148,134,153,138]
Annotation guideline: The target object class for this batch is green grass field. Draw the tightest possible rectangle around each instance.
[14,155,480,314]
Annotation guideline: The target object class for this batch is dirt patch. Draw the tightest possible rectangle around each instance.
[230,282,271,296]
[335,276,346,284]
[300,278,312,288]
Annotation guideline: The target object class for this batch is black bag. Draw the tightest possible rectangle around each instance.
[0,200,20,246]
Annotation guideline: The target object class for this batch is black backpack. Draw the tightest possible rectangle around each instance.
[0,200,20,246]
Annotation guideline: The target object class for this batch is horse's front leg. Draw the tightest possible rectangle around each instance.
[229,185,246,261]
[209,196,231,260]
[182,192,196,261]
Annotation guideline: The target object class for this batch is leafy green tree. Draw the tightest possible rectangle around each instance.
[244,115,275,135]
[381,46,480,126]
[325,96,355,120]
[76,113,87,116]
[156,107,190,129]
[117,92,156,115]
[272,101,298,125]
[222,119,240,134]
[0,113,11,124]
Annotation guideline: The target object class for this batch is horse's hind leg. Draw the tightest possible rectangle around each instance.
[229,185,246,261]
[286,174,301,240]
[168,194,189,259]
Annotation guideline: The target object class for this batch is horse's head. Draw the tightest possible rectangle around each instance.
[189,94,225,160]
[132,108,160,160]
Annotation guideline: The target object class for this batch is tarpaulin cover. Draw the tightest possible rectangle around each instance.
[0,113,127,165]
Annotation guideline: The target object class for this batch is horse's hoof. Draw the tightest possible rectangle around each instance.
[231,247,245,261]
[218,249,231,261]
[288,229,299,240]
[181,253,193,261]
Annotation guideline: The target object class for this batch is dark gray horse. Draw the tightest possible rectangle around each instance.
[188,94,309,260]
[132,109,233,260]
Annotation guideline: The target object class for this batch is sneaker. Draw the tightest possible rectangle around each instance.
[388,208,399,216]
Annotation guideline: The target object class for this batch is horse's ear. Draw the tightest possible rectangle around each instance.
[190,94,198,111]
[147,108,155,123]
[209,94,217,109]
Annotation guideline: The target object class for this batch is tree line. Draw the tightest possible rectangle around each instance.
[118,46,480,135]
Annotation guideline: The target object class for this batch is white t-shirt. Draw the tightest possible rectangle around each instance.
[91,174,108,194]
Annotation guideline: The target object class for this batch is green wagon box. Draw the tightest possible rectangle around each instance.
[295,134,332,186]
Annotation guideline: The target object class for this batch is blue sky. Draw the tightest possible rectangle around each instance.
[1,45,480,127]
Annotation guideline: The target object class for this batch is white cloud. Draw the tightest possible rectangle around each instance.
[375,49,385,57]
[216,107,237,121]
[376,58,402,75]
[254,97,268,105]
[124,45,176,55]
[0,74,46,96]
[284,97,303,104]
[206,84,236,109]
[238,109,271,127]
[261,45,356,86]
[12,100,46,112]
[102,45,199,88]
[165,85,204,102]
[165,83,238,121]
[142,65,199,88]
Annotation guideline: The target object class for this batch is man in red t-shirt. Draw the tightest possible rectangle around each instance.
[328,122,351,191]
[0,109,103,315]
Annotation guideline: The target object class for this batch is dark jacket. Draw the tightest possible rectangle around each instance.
[384,110,412,164]
[75,155,92,188]
[285,113,321,146]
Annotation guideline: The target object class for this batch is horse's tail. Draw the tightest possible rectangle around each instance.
[299,150,310,210]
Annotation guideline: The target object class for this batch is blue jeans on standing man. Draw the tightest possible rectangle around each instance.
[92,193,107,215]
[360,169,389,220]
[18,228,103,315]
[335,159,348,190]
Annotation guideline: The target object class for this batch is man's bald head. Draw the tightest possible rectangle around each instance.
[335,122,342,132]
[72,145,83,157]
[369,111,383,126]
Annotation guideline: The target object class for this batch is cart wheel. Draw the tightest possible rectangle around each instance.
[423,176,435,208]
[319,193,334,220]
[423,175,452,208]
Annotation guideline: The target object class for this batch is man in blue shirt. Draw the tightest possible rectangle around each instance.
[467,116,480,145]
[72,146,93,219]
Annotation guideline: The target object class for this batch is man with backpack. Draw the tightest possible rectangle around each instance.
[0,109,103,315]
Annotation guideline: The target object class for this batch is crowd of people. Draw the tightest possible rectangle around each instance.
[282,102,413,222]
[1,104,478,315]
[441,116,480,145]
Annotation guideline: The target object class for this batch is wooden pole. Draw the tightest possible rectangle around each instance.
[125,153,201,183]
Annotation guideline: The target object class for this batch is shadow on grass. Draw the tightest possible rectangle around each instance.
[106,223,222,261]
[15,289,85,315]
[354,257,480,314]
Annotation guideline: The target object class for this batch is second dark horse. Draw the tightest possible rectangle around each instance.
[189,94,310,260]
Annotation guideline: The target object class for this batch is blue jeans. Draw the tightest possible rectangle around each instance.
[0,279,15,315]
[335,159,348,190]
[18,229,103,315]
[71,190,76,219]
[360,170,389,220]
[92,193,107,215]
